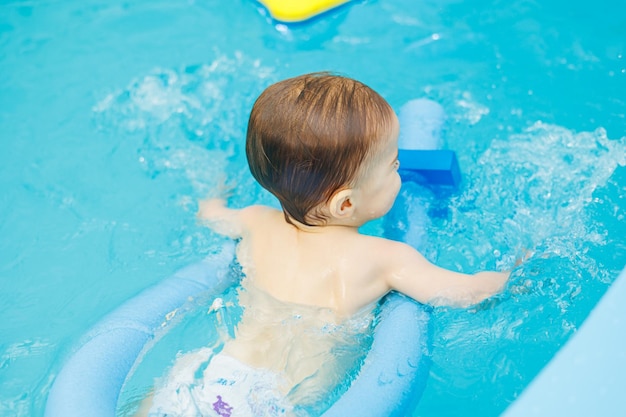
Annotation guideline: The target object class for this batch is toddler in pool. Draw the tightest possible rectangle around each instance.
[143,73,509,417]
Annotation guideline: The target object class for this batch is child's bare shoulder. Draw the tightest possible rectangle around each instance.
[359,235,427,274]
[239,205,285,231]
[361,233,415,254]
[240,204,281,220]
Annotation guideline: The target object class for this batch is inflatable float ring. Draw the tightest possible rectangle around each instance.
[45,240,430,417]
[256,0,351,23]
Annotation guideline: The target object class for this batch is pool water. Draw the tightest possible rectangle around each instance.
[1,0,625,416]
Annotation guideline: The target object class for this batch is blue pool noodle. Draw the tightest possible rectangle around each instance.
[322,294,430,417]
[45,240,430,417]
[397,98,461,187]
[45,242,238,417]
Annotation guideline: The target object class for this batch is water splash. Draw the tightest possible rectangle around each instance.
[434,122,626,274]
[419,121,626,415]
[93,52,276,198]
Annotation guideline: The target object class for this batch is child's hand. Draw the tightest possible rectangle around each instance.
[197,175,235,222]
[514,249,534,267]
[198,175,234,205]
[214,176,235,200]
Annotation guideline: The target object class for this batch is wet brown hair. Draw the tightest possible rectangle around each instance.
[246,72,395,226]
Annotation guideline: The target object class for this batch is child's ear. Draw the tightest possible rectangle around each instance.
[329,189,355,219]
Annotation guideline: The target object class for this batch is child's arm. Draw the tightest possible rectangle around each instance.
[384,241,509,308]
[197,198,244,239]
[197,199,271,240]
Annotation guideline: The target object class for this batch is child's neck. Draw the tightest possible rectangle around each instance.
[286,215,363,234]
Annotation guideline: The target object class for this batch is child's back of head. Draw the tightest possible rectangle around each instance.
[245,72,395,226]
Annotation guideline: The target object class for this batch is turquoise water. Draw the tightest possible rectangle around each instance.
[1,0,625,416]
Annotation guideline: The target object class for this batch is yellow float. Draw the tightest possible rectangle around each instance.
[257,0,351,23]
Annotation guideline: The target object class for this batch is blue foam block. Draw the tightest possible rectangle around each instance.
[398,149,461,187]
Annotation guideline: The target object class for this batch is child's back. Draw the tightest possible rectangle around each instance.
[205,203,391,406]
[224,269,375,408]
[229,205,395,314]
